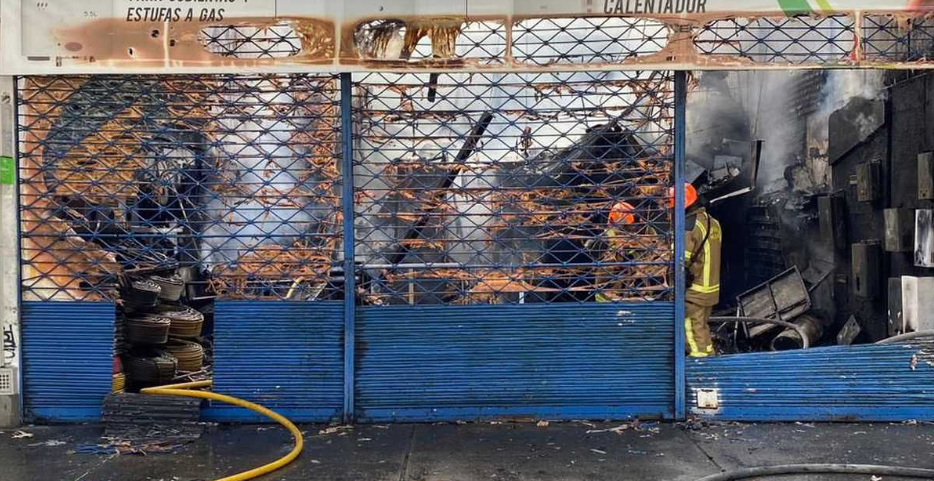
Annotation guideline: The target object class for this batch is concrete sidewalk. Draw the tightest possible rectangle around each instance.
[1,421,933,481]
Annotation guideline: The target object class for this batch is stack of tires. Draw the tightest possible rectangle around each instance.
[115,274,207,392]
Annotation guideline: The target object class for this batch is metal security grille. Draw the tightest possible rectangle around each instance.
[200,22,305,59]
[14,15,688,423]
[862,16,934,62]
[694,16,857,64]
[17,74,343,301]
[352,71,674,305]
[512,18,669,65]
[693,15,934,65]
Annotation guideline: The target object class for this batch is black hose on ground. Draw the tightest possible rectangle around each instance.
[708,317,811,349]
[695,464,934,481]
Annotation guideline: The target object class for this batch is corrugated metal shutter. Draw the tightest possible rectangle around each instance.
[686,340,934,421]
[355,303,674,422]
[22,302,115,421]
[205,301,344,422]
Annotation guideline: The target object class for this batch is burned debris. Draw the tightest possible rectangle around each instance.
[689,68,934,353]
[18,67,681,408]
[19,73,343,393]
[21,69,677,309]
[352,71,675,305]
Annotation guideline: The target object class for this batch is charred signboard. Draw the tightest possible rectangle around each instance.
[6,0,934,75]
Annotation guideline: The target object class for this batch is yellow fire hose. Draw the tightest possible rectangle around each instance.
[140,380,304,481]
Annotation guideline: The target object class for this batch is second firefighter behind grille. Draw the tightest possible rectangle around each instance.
[586,201,660,303]
[669,184,722,357]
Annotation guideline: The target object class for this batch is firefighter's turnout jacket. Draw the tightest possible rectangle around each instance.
[683,206,722,357]
[685,206,721,307]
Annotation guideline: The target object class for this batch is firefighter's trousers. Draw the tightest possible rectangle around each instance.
[685,302,715,357]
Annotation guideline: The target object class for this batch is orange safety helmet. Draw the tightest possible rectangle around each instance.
[667,184,698,209]
[609,201,636,225]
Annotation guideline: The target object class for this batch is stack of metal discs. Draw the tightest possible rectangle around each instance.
[160,307,204,338]
[165,339,205,372]
[123,279,162,311]
[125,315,171,345]
[117,272,208,390]
[151,275,185,302]
[124,349,178,387]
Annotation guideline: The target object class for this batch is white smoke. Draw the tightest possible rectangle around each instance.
[738,71,801,191]
[687,71,800,191]
[688,70,886,194]
[806,70,886,189]
[818,70,886,117]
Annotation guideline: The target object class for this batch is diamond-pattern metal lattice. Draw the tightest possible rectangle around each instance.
[200,22,303,59]
[352,71,674,305]
[862,15,934,63]
[18,74,343,301]
[352,20,506,64]
[694,16,855,64]
[513,17,670,65]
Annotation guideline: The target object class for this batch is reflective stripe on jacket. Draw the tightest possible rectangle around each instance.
[685,207,721,307]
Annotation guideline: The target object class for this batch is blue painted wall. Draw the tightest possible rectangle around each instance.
[21,302,115,422]
[355,303,675,422]
[686,340,934,421]
[205,301,344,422]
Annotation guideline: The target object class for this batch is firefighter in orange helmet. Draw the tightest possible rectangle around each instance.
[608,201,637,226]
[669,184,721,357]
[587,201,639,302]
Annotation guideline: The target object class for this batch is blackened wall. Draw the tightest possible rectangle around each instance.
[888,74,934,282]
[829,73,934,341]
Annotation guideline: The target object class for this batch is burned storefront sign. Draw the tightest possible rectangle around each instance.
[7,1,934,76]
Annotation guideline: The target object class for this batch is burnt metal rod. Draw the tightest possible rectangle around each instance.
[383,71,661,268]
[427,73,440,102]
[386,111,495,267]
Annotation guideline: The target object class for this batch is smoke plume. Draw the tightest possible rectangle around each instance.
[688,70,886,193]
